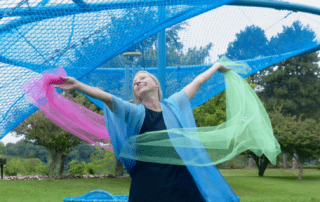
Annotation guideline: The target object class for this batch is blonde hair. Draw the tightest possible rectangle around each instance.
[132,71,163,105]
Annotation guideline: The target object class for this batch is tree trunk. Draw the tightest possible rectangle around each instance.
[114,155,123,177]
[297,158,303,180]
[250,152,270,177]
[48,151,62,181]
[59,154,67,177]
[282,152,288,168]
[292,153,298,169]
[248,158,255,168]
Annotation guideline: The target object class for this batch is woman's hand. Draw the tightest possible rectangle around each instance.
[216,63,231,73]
[54,77,79,91]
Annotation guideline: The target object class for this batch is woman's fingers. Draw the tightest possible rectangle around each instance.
[59,77,66,82]
[218,67,231,73]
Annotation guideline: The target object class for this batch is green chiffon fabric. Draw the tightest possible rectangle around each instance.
[119,57,281,166]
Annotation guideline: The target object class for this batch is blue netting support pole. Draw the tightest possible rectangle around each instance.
[158,6,166,99]
[125,65,130,101]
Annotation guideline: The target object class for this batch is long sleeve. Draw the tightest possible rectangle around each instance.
[103,95,145,177]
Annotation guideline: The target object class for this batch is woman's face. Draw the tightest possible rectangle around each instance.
[133,73,159,100]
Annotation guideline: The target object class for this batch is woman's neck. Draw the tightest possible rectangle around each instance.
[142,95,161,112]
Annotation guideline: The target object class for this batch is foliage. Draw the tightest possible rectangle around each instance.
[6,90,105,177]
[269,105,320,179]
[27,158,48,176]
[68,160,86,175]
[259,52,320,119]
[224,21,320,177]
[10,89,107,179]
[268,21,317,55]
[193,76,254,127]
[68,146,116,175]
[256,22,320,120]
[4,158,22,176]
[87,163,95,175]
[0,142,5,154]
[22,159,45,176]
[269,106,320,161]
[3,157,49,176]
[89,146,115,175]
[4,143,18,156]
[11,139,50,163]
[223,25,269,61]
[64,143,97,173]
[12,108,83,180]
[193,91,226,127]
[223,20,318,87]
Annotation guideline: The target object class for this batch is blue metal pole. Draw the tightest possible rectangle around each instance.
[133,65,137,78]
[125,65,129,101]
[158,6,166,99]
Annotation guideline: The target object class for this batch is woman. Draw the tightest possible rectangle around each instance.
[55,62,234,202]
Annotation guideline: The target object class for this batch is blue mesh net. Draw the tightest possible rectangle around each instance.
[1,0,320,144]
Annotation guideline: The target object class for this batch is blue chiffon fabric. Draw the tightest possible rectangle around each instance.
[103,89,240,202]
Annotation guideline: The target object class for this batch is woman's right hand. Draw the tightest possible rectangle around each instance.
[54,77,79,91]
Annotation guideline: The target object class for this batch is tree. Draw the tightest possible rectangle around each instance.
[268,21,317,56]
[4,143,18,156]
[6,139,50,163]
[224,20,320,175]
[0,142,5,155]
[12,110,83,180]
[222,25,271,85]
[14,139,36,157]
[269,106,320,180]
[11,90,95,179]
[223,25,269,61]
[256,21,320,172]
[259,52,320,120]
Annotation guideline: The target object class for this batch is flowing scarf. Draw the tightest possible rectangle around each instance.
[21,67,113,151]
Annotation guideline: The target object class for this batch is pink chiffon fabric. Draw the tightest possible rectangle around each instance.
[21,67,113,151]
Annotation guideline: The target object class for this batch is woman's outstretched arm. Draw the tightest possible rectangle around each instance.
[54,77,113,111]
[183,63,229,100]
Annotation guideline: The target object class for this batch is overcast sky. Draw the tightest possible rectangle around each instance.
[1,0,320,146]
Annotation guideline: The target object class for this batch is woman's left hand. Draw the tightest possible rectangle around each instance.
[216,63,231,73]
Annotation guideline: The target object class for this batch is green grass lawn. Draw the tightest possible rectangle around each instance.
[1,168,319,202]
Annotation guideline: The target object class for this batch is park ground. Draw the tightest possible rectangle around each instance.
[0,168,319,202]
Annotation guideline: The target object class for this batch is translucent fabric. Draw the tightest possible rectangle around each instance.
[103,85,241,201]
[21,67,113,151]
[118,57,281,166]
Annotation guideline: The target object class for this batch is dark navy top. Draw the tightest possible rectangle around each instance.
[128,108,206,202]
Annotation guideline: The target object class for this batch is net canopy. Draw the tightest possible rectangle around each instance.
[1,0,320,153]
